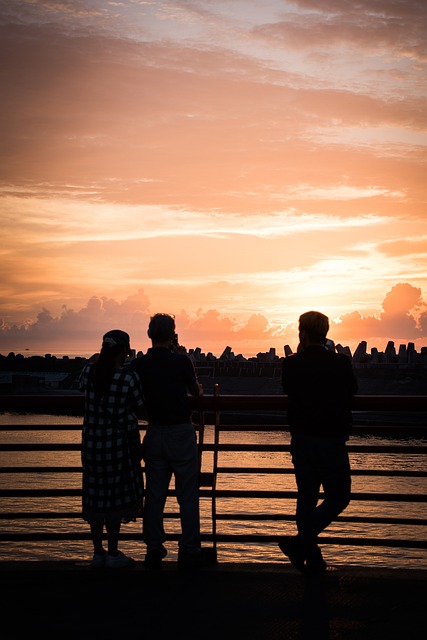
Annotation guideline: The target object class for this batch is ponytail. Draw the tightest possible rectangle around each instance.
[90,344,123,396]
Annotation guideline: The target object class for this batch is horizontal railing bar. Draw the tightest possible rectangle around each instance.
[213,514,427,525]
[0,425,85,431]
[211,425,427,437]
[215,424,427,432]
[0,423,150,432]
[0,444,83,451]
[0,511,180,520]
[0,467,84,473]
[215,467,427,477]
[0,532,425,549]
[0,512,425,526]
[1,422,426,434]
[212,535,427,549]
[210,395,427,412]
[0,489,86,496]
[2,393,427,412]
[1,443,425,453]
[208,490,427,502]
[210,444,427,453]
[1,489,425,502]
[1,466,426,478]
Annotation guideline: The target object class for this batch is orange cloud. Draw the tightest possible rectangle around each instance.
[1,283,426,358]
[256,1,427,62]
[1,20,425,215]
[330,283,427,346]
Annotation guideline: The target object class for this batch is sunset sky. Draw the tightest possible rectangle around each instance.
[1,0,427,358]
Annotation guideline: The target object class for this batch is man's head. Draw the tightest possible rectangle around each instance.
[298,311,329,347]
[148,313,176,344]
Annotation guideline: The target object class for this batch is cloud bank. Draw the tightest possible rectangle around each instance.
[1,283,425,358]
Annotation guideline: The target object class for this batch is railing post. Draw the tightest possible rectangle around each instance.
[211,383,221,554]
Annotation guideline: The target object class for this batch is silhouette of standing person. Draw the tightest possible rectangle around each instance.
[79,330,144,569]
[279,311,358,573]
[131,313,213,571]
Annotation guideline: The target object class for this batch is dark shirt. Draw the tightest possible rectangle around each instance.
[281,345,358,439]
[130,347,198,425]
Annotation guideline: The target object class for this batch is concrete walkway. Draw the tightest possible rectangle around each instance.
[1,561,425,639]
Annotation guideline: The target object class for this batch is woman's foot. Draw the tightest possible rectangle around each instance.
[105,551,135,569]
[91,552,106,569]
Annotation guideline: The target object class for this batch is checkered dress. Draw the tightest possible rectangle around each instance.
[79,363,145,523]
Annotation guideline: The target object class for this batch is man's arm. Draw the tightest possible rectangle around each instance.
[342,355,358,396]
[189,381,203,397]
[281,357,292,395]
[182,354,203,397]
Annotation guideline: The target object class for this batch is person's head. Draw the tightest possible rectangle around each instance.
[92,329,131,394]
[298,311,329,348]
[148,313,176,345]
[101,329,131,357]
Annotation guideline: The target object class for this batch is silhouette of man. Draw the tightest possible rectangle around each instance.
[279,310,358,573]
[131,313,212,570]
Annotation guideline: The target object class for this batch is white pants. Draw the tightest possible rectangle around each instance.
[142,423,201,554]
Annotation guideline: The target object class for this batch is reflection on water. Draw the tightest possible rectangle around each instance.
[1,414,426,568]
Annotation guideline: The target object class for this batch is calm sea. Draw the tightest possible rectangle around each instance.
[1,413,426,570]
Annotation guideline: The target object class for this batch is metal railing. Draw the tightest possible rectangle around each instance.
[0,392,426,554]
